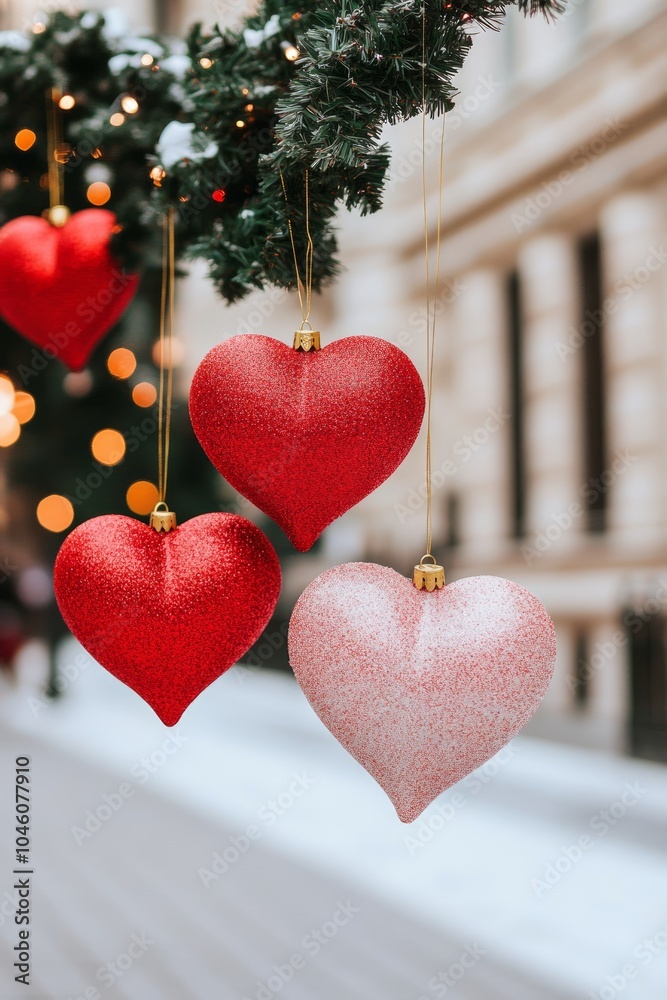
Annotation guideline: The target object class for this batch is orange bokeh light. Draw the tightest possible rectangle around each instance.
[12,392,36,425]
[87,181,111,206]
[0,375,15,416]
[126,481,160,516]
[91,429,126,466]
[15,129,36,151]
[0,413,20,447]
[132,382,157,407]
[37,495,74,532]
[107,348,137,379]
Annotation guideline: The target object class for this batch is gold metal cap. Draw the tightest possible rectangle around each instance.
[45,205,71,228]
[293,328,321,352]
[413,554,445,591]
[149,501,177,533]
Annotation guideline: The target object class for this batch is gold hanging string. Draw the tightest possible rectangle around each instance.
[414,0,446,591]
[280,169,314,330]
[157,207,176,506]
[45,88,65,210]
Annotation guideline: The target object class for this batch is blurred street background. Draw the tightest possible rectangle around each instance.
[1,0,667,998]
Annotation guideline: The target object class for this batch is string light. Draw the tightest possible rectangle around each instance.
[235,120,245,129]
[59,94,76,110]
[200,57,213,69]
[141,53,154,66]
[107,348,137,379]
[32,22,46,33]
[150,165,166,187]
[91,429,126,466]
[132,382,157,408]
[0,413,20,447]
[244,103,254,112]
[0,375,15,416]
[121,95,139,115]
[110,113,125,127]
[37,495,74,532]
[281,42,300,61]
[12,392,35,425]
[91,147,103,159]
[15,129,36,151]
[212,189,226,203]
[86,181,111,206]
[126,481,160,516]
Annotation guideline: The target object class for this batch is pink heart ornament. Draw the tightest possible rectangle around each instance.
[289,563,556,822]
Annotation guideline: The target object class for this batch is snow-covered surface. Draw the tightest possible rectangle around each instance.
[2,642,667,999]
[0,30,30,51]
[156,121,218,169]
[243,14,282,50]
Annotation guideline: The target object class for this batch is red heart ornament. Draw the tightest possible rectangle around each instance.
[0,209,138,371]
[189,335,425,551]
[54,513,281,725]
[289,563,556,822]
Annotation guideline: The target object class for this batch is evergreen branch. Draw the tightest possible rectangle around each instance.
[166,0,566,299]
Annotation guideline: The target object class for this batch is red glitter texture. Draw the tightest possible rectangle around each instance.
[0,209,138,371]
[289,563,557,823]
[54,513,281,726]
[188,335,425,551]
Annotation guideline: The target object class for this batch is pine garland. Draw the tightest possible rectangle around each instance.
[163,0,565,301]
[0,3,565,302]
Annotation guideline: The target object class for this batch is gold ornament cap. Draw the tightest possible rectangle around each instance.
[293,328,321,352]
[45,205,71,228]
[150,501,177,533]
[413,554,445,592]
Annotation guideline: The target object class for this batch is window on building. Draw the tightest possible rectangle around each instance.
[626,608,667,762]
[507,270,526,539]
[578,233,608,533]
[572,631,591,709]
[445,493,460,550]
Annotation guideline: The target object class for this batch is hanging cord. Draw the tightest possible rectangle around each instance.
[157,207,176,506]
[421,1,446,559]
[280,170,314,331]
[414,0,446,591]
[45,88,65,210]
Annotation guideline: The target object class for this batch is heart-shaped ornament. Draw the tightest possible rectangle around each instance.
[189,335,425,551]
[54,512,281,725]
[289,563,556,822]
[0,209,138,371]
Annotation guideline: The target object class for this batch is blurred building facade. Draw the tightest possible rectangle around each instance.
[325,0,667,762]
[6,0,667,761]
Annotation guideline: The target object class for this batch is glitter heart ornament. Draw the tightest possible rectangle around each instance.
[0,209,138,371]
[289,563,556,822]
[54,512,281,725]
[188,335,425,551]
